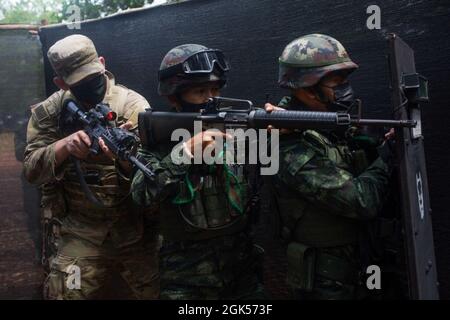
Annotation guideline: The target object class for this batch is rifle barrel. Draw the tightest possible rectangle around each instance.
[250,109,416,128]
[354,119,417,128]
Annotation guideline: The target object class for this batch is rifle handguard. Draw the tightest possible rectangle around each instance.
[249,109,351,129]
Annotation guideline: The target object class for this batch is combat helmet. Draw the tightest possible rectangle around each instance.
[158,44,230,96]
[278,34,358,89]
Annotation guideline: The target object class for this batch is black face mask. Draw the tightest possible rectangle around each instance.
[316,82,356,112]
[329,82,356,112]
[70,74,107,107]
[332,82,355,107]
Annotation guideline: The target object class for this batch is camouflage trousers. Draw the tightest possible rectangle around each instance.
[159,232,266,300]
[44,233,160,300]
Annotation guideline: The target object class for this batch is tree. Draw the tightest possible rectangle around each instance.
[0,0,155,25]
[0,0,63,24]
[61,0,154,20]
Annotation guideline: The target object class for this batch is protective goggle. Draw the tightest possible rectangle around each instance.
[159,49,230,80]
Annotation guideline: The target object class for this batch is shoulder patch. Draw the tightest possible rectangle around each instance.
[32,104,50,122]
[31,91,64,124]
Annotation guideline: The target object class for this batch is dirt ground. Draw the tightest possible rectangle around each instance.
[0,132,43,299]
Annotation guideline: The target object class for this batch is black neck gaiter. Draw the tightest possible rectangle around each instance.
[70,74,107,107]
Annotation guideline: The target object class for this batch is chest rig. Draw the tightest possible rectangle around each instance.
[173,161,250,231]
[58,83,132,217]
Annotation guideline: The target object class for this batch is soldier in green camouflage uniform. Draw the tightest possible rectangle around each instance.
[23,35,159,300]
[132,44,265,300]
[265,34,393,299]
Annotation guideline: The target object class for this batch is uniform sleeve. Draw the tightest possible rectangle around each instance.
[277,142,391,220]
[23,104,65,185]
[131,145,192,207]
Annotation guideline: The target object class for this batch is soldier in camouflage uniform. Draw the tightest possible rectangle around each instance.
[23,34,159,300]
[132,44,265,300]
[265,34,394,299]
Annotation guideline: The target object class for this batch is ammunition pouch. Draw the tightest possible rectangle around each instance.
[62,162,131,216]
[287,242,360,291]
[315,251,359,285]
[287,242,316,291]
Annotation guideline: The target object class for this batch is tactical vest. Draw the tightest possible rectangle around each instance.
[274,130,372,291]
[59,79,129,209]
[275,130,368,247]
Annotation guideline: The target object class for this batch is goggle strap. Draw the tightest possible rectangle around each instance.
[159,50,230,80]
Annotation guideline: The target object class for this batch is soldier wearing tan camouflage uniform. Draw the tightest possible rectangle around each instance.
[265,34,394,299]
[23,34,159,300]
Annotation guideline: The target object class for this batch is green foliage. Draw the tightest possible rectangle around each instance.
[61,0,154,20]
[0,0,155,25]
[0,0,63,24]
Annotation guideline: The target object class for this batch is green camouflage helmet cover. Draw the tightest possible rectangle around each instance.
[278,34,358,89]
[158,44,227,96]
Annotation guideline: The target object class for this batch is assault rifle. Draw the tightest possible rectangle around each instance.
[138,96,416,148]
[63,99,154,179]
